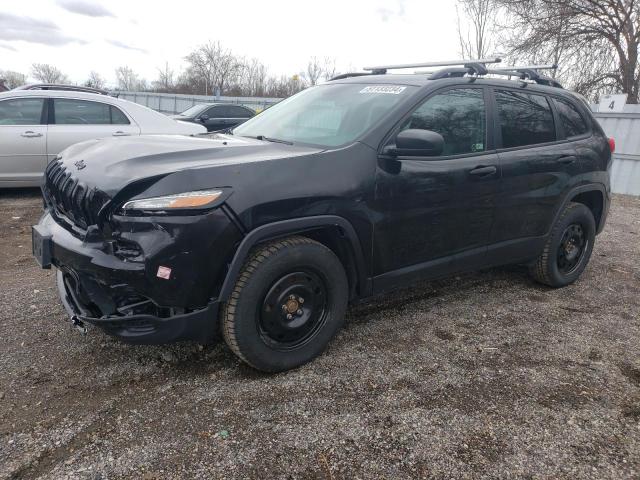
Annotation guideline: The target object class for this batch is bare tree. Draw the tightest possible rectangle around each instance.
[322,57,337,81]
[31,63,69,84]
[241,58,268,96]
[302,56,323,86]
[115,66,147,91]
[456,0,500,59]
[85,71,105,89]
[0,70,27,89]
[153,62,175,92]
[496,0,640,103]
[185,41,243,96]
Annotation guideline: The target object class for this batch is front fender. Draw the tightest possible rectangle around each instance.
[217,215,370,302]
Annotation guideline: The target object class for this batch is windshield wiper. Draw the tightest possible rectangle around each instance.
[255,135,293,145]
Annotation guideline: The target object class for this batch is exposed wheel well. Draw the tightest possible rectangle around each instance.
[570,190,604,230]
[295,227,361,300]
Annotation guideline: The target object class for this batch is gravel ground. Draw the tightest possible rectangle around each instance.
[0,189,639,480]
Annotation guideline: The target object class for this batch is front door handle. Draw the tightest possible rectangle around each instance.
[21,131,43,138]
[469,165,497,177]
[558,155,576,165]
[112,131,130,137]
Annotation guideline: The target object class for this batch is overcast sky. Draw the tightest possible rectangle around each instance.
[1,0,464,86]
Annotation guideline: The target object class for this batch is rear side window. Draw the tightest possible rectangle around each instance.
[400,88,486,156]
[110,106,130,125]
[495,90,555,148]
[54,99,130,125]
[228,105,254,118]
[205,106,228,118]
[0,98,45,125]
[553,97,588,138]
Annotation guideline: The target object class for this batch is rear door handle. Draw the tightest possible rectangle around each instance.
[469,165,497,177]
[112,131,130,137]
[558,155,576,165]
[21,131,43,138]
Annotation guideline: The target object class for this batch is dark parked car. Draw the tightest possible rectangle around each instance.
[33,59,612,372]
[171,103,255,132]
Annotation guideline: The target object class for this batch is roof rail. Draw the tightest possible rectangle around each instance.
[486,64,563,88]
[492,64,557,72]
[427,63,563,89]
[363,57,502,74]
[14,84,111,96]
[329,72,374,81]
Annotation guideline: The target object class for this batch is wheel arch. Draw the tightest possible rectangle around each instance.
[217,215,371,303]
[552,184,608,235]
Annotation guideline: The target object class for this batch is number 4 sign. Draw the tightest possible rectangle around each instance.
[598,93,628,113]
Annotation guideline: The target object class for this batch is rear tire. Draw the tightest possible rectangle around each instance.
[529,202,596,288]
[222,236,348,372]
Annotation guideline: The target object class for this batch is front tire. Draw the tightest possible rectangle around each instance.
[222,236,348,372]
[529,202,596,288]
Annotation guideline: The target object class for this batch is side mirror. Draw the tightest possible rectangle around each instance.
[393,129,444,157]
[199,115,209,122]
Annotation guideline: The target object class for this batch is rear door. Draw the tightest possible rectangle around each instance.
[46,98,140,162]
[225,105,254,128]
[201,106,230,131]
[0,97,48,184]
[489,88,578,259]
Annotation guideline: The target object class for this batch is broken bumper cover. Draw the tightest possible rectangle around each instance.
[32,211,235,344]
[57,270,219,344]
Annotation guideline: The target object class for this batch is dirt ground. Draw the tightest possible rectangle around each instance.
[0,189,639,480]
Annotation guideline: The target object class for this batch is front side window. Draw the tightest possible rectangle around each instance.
[0,98,45,125]
[496,90,556,148]
[400,88,486,156]
[234,83,417,147]
[553,97,588,138]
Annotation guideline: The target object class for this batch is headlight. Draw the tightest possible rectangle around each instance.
[122,189,223,211]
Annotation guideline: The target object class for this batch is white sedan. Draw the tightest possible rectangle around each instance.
[0,85,206,187]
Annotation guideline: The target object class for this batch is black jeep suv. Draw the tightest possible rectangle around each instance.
[32,60,612,372]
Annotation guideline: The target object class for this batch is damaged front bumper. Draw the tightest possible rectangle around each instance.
[56,270,219,343]
[33,209,242,344]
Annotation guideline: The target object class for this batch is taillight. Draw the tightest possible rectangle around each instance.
[608,138,616,153]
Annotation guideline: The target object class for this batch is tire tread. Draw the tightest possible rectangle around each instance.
[221,235,321,369]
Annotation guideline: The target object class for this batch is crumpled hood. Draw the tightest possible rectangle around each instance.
[58,134,322,197]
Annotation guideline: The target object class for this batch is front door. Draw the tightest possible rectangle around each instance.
[373,87,499,291]
[0,97,48,184]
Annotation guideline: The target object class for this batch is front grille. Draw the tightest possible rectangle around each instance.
[44,159,109,230]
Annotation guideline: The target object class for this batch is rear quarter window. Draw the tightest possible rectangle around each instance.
[553,97,589,138]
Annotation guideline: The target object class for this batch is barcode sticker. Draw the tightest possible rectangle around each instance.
[359,86,407,94]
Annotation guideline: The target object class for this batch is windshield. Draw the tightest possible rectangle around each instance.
[178,104,209,117]
[233,83,416,147]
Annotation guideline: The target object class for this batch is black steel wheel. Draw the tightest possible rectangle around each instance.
[222,236,348,372]
[530,202,596,288]
[557,223,587,275]
[258,270,329,350]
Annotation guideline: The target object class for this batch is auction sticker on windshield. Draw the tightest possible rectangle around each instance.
[359,86,407,94]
